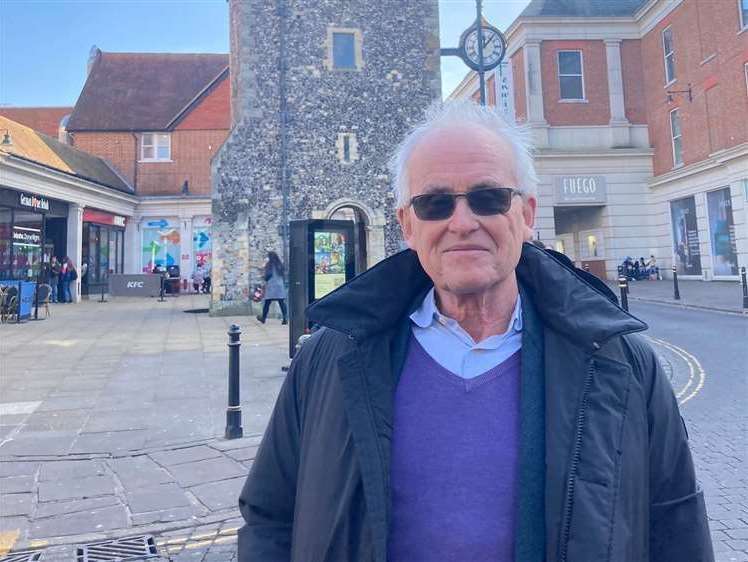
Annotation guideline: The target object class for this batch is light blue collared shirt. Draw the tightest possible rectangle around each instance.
[409,288,523,379]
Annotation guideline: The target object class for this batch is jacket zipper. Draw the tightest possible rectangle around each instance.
[559,359,596,562]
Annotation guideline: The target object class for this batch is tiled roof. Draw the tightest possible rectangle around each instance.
[0,107,73,138]
[0,115,133,194]
[66,51,229,132]
[520,0,647,18]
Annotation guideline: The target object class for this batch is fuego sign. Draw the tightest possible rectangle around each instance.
[553,176,608,206]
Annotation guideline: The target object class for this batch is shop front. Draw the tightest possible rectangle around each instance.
[552,175,608,278]
[81,209,126,296]
[0,187,68,282]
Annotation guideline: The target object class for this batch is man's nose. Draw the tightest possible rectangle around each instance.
[447,197,479,233]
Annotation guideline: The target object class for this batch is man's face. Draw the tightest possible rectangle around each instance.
[397,125,536,296]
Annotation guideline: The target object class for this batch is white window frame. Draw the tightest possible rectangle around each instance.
[669,108,684,168]
[140,133,171,162]
[740,0,748,30]
[557,50,586,101]
[662,26,676,85]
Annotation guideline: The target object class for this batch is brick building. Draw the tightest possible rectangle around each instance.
[65,48,230,283]
[451,0,747,281]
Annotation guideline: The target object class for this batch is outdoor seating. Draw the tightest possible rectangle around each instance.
[0,285,19,323]
[36,283,52,318]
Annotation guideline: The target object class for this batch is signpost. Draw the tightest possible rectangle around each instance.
[440,0,507,106]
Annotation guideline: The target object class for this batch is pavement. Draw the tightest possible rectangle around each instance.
[0,293,745,560]
[604,278,747,314]
[0,294,288,561]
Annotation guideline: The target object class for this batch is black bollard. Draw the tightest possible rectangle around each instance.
[741,267,748,310]
[618,276,629,312]
[672,266,680,300]
[159,275,165,302]
[225,324,244,439]
[99,285,107,303]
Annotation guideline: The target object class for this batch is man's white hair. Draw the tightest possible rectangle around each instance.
[388,100,538,209]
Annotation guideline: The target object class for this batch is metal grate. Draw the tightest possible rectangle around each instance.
[76,536,159,561]
[0,552,42,562]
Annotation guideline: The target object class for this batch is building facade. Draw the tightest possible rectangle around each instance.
[0,116,137,303]
[451,0,747,280]
[64,49,230,285]
[210,0,442,314]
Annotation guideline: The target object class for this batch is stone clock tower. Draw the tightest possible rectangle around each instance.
[210,0,441,315]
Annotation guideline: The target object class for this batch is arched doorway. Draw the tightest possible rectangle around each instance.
[329,205,368,274]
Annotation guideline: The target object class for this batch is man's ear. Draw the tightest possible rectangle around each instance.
[521,196,537,241]
[397,206,413,248]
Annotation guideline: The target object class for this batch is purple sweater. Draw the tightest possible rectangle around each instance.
[388,337,521,561]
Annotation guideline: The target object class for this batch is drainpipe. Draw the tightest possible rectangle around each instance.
[131,133,139,191]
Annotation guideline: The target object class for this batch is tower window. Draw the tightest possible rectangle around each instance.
[333,33,356,69]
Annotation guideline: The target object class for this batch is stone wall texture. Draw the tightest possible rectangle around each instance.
[211,0,442,315]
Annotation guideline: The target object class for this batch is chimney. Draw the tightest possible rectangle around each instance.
[87,45,101,75]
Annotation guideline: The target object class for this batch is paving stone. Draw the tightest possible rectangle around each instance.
[0,431,77,456]
[125,483,192,513]
[30,505,128,539]
[150,446,222,467]
[0,462,38,479]
[168,457,246,488]
[223,446,258,462]
[0,475,34,493]
[109,456,173,488]
[70,430,149,454]
[39,460,106,481]
[35,495,121,518]
[0,517,28,536]
[189,477,245,512]
[726,528,748,540]
[131,505,203,526]
[0,493,33,516]
[37,475,115,502]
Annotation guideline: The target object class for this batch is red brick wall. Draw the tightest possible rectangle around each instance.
[176,76,230,131]
[470,75,497,106]
[641,0,748,176]
[511,49,527,123]
[621,40,647,124]
[71,129,229,195]
[72,132,137,185]
[136,129,229,195]
[541,40,610,126]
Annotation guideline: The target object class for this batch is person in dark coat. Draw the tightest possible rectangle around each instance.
[238,101,712,562]
[256,251,287,325]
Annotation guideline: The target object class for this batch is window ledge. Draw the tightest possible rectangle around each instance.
[672,162,685,170]
[559,99,588,103]
[138,159,174,163]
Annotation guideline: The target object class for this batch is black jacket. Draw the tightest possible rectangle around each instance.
[238,243,713,562]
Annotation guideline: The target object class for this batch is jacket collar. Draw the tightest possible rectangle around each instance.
[306,242,647,352]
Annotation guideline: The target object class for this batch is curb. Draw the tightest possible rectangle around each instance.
[8,508,241,552]
[627,295,747,316]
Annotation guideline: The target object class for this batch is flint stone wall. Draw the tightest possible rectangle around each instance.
[211,0,441,315]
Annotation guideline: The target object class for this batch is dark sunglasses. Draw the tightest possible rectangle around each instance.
[409,187,522,221]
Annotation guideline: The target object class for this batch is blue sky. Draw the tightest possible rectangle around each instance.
[0,0,530,107]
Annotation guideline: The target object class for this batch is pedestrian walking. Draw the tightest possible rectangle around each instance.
[238,101,712,562]
[255,251,287,325]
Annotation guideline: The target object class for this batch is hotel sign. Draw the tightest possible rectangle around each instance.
[553,176,608,206]
[19,192,50,212]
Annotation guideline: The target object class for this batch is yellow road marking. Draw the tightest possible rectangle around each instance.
[0,530,20,557]
[156,526,239,551]
[647,336,706,405]
[29,539,48,548]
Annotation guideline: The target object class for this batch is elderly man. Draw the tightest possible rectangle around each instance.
[238,101,712,561]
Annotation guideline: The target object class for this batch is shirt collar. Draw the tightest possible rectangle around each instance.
[409,287,523,333]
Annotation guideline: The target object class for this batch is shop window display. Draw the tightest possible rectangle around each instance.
[142,221,180,272]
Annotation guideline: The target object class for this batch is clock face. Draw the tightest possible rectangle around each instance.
[461,26,505,71]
